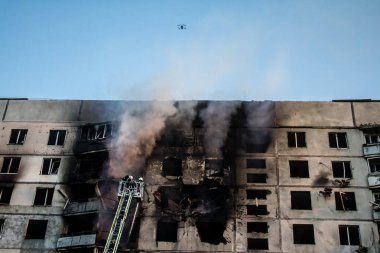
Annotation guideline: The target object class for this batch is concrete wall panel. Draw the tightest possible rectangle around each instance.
[353,102,380,126]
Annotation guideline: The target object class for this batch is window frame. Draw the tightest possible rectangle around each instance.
[0,186,13,205]
[339,225,360,245]
[287,132,307,148]
[331,161,352,178]
[291,191,312,210]
[48,130,66,146]
[9,129,27,145]
[1,157,21,174]
[335,191,357,211]
[329,132,348,149]
[25,219,48,239]
[289,160,310,178]
[41,158,60,175]
[33,188,54,206]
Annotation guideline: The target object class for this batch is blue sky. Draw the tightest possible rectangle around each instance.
[0,1,379,101]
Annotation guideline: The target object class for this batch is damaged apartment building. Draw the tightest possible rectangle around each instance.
[0,99,380,253]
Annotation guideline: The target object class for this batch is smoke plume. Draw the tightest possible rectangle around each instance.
[200,101,240,157]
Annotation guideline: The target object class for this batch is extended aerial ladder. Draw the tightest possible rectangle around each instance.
[103,176,144,253]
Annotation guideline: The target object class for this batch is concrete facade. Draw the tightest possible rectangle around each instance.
[0,99,379,253]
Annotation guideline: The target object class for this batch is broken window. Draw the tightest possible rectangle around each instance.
[25,220,48,239]
[293,224,315,244]
[247,222,268,233]
[1,157,21,174]
[246,159,266,169]
[339,225,360,245]
[70,184,95,201]
[246,130,270,153]
[369,158,380,173]
[0,219,4,234]
[162,157,182,177]
[365,134,380,144]
[34,188,54,206]
[288,132,306,148]
[247,173,267,183]
[0,186,13,204]
[66,214,95,234]
[289,160,309,178]
[80,122,112,141]
[247,238,269,250]
[156,220,177,242]
[335,192,356,211]
[329,132,348,149]
[332,161,352,178]
[41,158,60,175]
[291,191,312,210]
[246,189,269,200]
[9,129,27,145]
[196,222,226,244]
[247,205,269,215]
[48,130,66,145]
[205,159,224,177]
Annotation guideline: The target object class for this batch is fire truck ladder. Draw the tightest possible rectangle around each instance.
[103,177,144,253]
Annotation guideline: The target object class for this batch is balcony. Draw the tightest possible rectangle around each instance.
[368,175,380,188]
[57,233,96,249]
[63,198,101,216]
[373,210,380,221]
[363,144,380,157]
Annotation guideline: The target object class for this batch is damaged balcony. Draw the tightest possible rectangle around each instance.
[373,210,380,222]
[63,197,101,216]
[74,122,113,154]
[362,127,380,157]
[363,144,380,157]
[56,233,97,250]
[368,175,380,188]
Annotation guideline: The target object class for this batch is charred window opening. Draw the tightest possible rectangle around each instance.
[205,159,224,177]
[25,220,48,239]
[288,132,306,148]
[9,129,27,145]
[66,214,96,234]
[339,225,360,245]
[246,159,266,169]
[247,205,269,215]
[246,130,270,153]
[247,173,267,183]
[293,224,315,244]
[291,191,312,210]
[48,130,66,145]
[156,220,177,242]
[70,184,95,201]
[332,161,352,178]
[1,157,21,174]
[80,122,112,141]
[369,158,380,173]
[247,238,269,250]
[335,192,357,211]
[77,158,106,173]
[162,157,182,177]
[34,188,54,206]
[329,132,348,149]
[289,160,309,178]
[0,186,13,204]
[247,222,268,233]
[41,158,60,175]
[159,127,184,147]
[196,221,227,244]
[0,219,4,234]
[246,189,269,200]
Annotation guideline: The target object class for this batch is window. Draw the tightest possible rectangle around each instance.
[332,161,352,178]
[289,160,309,178]
[48,130,66,145]
[365,134,380,145]
[246,189,269,200]
[162,157,182,177]
[0,186,13,204]
[247,238,269,250]
[156,220,177,242]
[1,157,21,174]
[80,123,112,141]
[247,173,267,183]
[339,225,360,245]
[369,158,380,173]
[0,219,4,234]
[33,188,54,206]
[246,159,266,169]
[41,158,60,175]
[246,130,270,153]
[25,220,48,239]
[247,205,269,215]
[335,192,356,211]
[293,224,315,244]
[247,222,268,233]
[205,159,224,177]
[329,132,348,148]
[288,132,306,148]
[9,129,27,145]
[291,191,312,210]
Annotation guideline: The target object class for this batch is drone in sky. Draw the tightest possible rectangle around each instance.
[177,24,186,30]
